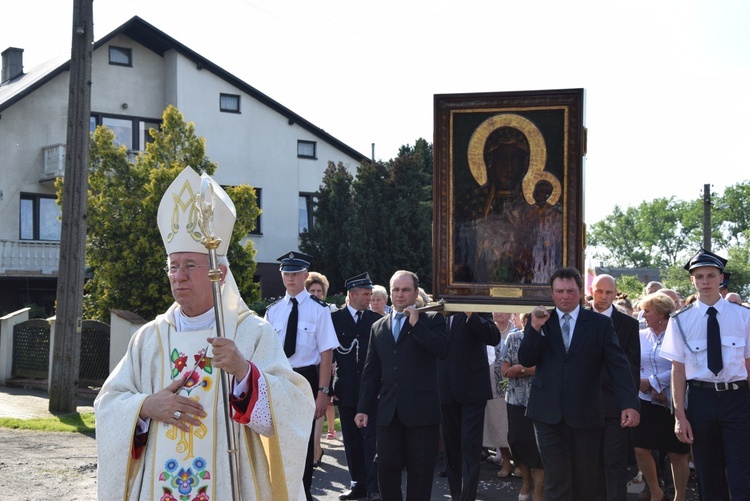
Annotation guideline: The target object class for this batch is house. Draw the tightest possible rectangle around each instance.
[0,16,367,314]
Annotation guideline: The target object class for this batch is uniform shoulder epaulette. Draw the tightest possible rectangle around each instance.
[310,295,329,308]
[670,303,694,318]
[265,297,283,310]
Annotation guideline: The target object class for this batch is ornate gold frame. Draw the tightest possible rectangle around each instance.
[433,89,586,308]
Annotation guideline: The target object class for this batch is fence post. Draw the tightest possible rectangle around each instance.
[0,309,31,385]
[109,310,147,373]
[47,316,57,393]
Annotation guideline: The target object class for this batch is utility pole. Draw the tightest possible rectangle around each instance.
[49,0,93,413]
[702,183,712,252]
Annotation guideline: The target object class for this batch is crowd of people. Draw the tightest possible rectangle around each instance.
[93,167,750,501]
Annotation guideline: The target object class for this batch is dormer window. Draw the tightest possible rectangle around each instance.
[109,46,132,67]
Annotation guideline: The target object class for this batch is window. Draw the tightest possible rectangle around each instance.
[91,114,160,152]
[220,94,240,113]
[20,194,62,241]
[250,188,262,235]
[297,140,317,159]
[139,120,160,149]
[299,193,315,234]
[109,46,132,67]
[102,117,133,150]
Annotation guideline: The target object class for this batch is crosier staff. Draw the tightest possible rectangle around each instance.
[196,175,242,501]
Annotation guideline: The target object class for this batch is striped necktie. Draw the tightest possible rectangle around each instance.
[562,313,571,352]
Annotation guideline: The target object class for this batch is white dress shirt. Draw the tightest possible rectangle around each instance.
[265,290,339,368]
[660,297,750,383]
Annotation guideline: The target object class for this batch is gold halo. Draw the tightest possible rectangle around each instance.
[467,113,561,206]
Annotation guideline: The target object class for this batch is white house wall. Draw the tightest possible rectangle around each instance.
[91,34,166,119]
[0,72,67,242]
[162,49,359,265]
[0,18,363,300]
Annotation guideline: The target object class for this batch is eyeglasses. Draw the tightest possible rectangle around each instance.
[164,263,209,276]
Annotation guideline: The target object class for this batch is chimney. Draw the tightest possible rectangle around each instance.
[2,47,24,84]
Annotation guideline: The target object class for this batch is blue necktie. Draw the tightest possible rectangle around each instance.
[562,313,571,352]
[393,312,405,341]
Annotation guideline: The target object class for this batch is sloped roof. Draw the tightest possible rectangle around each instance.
[0,16,367,162]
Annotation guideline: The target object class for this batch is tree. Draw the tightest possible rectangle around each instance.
[717,182,750,247]
[385,138,433,290]
[80,105,260,321]
[299,161,354,292]
[349,159,392,287]
[590,180,750,301]
[588,197,698,268]
[615,275,646,302]
[300,139,434,293]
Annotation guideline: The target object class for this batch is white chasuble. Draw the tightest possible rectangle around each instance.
[95,269,314,501]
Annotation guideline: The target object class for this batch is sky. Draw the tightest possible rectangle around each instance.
[3,0,749,225]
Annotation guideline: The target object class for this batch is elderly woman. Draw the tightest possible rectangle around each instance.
[370,284,390,315]
[305,272,338,466]
[634,292,690,501]
[501,313,544,501]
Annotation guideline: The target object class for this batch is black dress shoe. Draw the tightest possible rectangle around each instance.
[367,493,382,501]
[339,486,367,500]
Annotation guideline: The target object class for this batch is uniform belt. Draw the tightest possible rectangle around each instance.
[293,364,318,375]
[688,380,748,391]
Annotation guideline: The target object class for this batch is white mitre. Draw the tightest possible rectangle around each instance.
[156,166,236,255]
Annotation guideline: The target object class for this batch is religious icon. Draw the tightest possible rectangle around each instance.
[433,89,585,307]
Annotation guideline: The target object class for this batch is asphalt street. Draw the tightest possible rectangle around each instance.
[0,385,699,500]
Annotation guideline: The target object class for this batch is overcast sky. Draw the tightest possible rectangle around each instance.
[3,0,749,225]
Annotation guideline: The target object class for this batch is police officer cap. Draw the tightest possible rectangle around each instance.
[277,251,313,272]
[683,248,727,272]
[345,272,374,291]
[720,271,732,289]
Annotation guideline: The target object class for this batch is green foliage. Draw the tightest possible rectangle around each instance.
[591,180,750,301]
[726,240,750,299]
[588,197,698,268]
[386,139,434,290]
[78,105,260,321]
[300,139,434,293]
[717,184,750,247]
[615,275,645,301]
[300,161,355,292]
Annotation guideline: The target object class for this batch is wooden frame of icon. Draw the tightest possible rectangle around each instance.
[432,88,586,308]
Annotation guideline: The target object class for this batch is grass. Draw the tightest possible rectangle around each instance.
[0,412,95,433]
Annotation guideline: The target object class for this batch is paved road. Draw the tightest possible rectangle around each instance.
[0,386,700,500]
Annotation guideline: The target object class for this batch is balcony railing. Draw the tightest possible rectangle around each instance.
[42,144,66,180]
[0,240,60,275]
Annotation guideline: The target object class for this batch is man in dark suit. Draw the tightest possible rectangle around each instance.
[519,267,640,501]
[332,273,383,501]
[590,274,640,501]
[355,270,449,501]
[438,312,501,501]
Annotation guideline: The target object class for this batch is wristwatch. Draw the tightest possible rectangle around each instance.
[520,366,526,374]
[318,387,330,395]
